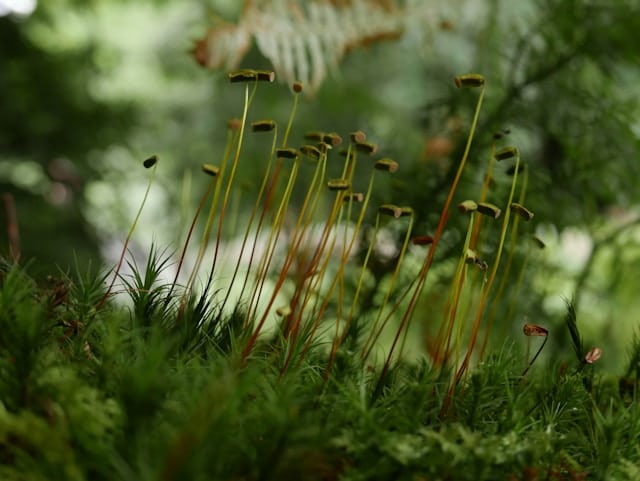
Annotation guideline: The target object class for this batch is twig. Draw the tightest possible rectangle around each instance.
[3,193,20,262]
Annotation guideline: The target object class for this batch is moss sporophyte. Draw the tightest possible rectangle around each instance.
[95,70,548,402]
[6,67,640,481]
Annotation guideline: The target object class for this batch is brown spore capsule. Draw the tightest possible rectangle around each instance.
[143,155,158,169]
[454,74,485,88]
[275,148,299,159]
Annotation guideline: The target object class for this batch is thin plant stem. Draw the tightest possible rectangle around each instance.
[469,144,496,250]
[244,87,303,327]
[361,212,414,363]
[433,213,476,366]
[96,158,158,310]
[305,175,378,374]
[442,150,521,418]
[2,193,20,263]
[480,164,529,357]
[281,189,348,374]
[280,180,346,340]
[522,334,548,377]
[245,155,300,326]
[185,127,239,296]
[218,124,279,317]
[205,83,256,293]
[376,81,486,393]
[165,175,218,310]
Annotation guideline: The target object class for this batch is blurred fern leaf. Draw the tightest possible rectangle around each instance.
[192,0,457,93]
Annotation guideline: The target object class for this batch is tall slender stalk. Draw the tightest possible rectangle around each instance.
[218,122,279,316]
[204,83,255,294]
[360,210,414,363]
[442,147,521,417]
[96,156,158,310]
[184,125,240,297]
[375,75,486,392]
[480,164,530,357]
[244,85,304,327]
[432,210,477,367]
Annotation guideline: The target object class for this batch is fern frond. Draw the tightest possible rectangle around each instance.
[193,0,457,94]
